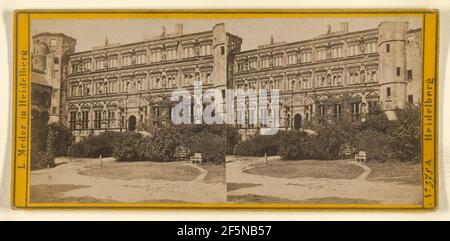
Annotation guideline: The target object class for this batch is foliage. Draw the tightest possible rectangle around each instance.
[277,131,311,160]
[112,132,142,161]
[390,106,421,162]
[351,129,395,161]
[113,124,228,164]
[48,123,73,156]
[186,128,226,164]
[68,131,126,158]
[31,110,72,170]
[226,125,241,155]
[235,134,281,157]
[234,106,421,162]
[31,151,55,170]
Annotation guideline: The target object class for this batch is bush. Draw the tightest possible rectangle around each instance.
[186,127,227,164]
[135,128,180,162]
[226,126,240,155]
[48,123,73,156]
[31,151,55,170]
[112,132,142,161]
[235,134,280,157]
[113,124,228,164]
[277,131,311,160]
[351,129,395,161]
[68,131,126,158]
[309,125,346,160]
[30,111,72,170]
[390,106,421,162]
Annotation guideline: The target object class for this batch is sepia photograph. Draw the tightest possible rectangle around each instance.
[29,18,235,204]
[225,17,424,205]
[23,12,430,207]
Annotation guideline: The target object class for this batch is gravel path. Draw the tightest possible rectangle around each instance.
[31,157,225,203]
[226,156,422,205]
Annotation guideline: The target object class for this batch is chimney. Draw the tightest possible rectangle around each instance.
[340,22,349,33]
[175,24,183,36]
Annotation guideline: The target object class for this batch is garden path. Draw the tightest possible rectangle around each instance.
[31,157,226,203]
[226,156,422,204]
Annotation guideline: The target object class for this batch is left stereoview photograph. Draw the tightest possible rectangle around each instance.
[28,17,232,205]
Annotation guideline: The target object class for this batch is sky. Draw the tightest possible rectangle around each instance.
[31,16,422,52]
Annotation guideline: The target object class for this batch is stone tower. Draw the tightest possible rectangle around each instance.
[212,23,242,90]
[32,33,77,124]
[377,21,408,119]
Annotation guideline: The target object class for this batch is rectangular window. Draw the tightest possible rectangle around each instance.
[249,59,257,69]
[274,56,283,67]
[83,83,91,96]
[408,95,414,104]
[319,105,326,117]
[396,67,401,76]
[386,44,390,53]
[108,58,117,68]
[334,104,342,119]
[136,53,146,64]
[352,103,360,121]
[387,87,391,97]
[69,111,77,130]
[287,54,297,65]
[94,110,102,129]
[221,46,225,55]
[82,111,89,129]
[407,70,413,80]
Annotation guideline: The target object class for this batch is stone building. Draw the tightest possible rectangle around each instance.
[31,32,76,123]
[31,21,422,141]
[231,21,422,138]
[64,24,241,141]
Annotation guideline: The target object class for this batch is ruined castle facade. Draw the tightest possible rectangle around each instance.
[31,21,422,140]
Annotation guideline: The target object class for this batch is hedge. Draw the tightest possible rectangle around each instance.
[68,131,127,158]
[234,106,421,162]
[112,124,228,164]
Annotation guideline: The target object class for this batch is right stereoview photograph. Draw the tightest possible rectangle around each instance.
[226,16,424,205]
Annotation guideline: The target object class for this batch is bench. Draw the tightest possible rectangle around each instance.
[190,153,203,165]
[354,151,367,163]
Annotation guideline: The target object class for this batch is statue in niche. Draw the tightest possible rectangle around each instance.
[360,70,366,83]
[131,80,136,91]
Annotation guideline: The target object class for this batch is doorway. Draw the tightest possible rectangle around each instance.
[294,114,302,129]
[128,115,137,131]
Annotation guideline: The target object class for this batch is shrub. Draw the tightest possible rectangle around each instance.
[135,129,180,162]
[277,131,311,160]
[309,126,346,160]
[186,127,227,164]
[31,151,55,170]
[48,123,73,156]
[235,134,280,156]
[351,129,395,161]
[111,132,142,161]
[226,126,240,155]
[114,124,228,164]
[390,106,421,162]
[31,110,73,170]
[68,131,126,158]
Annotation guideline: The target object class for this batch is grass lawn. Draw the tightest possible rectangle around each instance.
[366,161,422,185]
[202,164,226,184]
[30,184,117,203]
[79,161,200,182]
[244,159,364,180]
